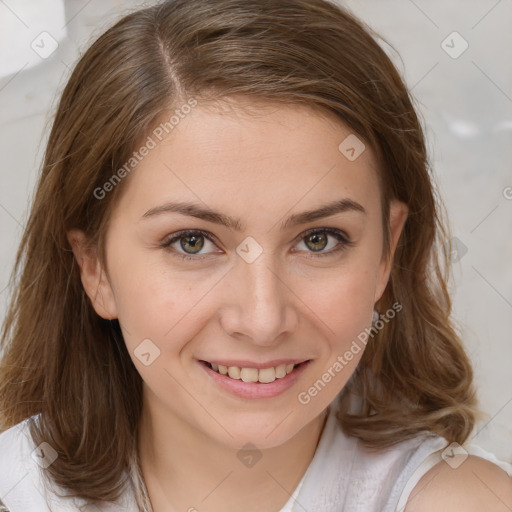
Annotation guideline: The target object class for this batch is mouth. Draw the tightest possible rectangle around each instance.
[199,359,311,384]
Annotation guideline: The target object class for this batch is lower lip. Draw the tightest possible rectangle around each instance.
[198,360,311,399]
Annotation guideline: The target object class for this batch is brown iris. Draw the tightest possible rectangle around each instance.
[304,232,328,252]
[180,234,205,254]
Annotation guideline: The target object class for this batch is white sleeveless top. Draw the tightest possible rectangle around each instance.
[1,402,511,512]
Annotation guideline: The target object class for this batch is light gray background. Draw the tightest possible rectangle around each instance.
[0,0,511,462]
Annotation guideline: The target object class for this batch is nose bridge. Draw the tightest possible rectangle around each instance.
[222,247,297,345]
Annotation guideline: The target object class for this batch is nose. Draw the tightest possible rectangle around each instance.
[219,250,299,347]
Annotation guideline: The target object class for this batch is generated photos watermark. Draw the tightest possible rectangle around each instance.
[297,301,402,405]
[93,98,197,200]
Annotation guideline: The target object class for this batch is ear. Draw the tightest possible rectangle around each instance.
[67,229,118,320]
[374,200,409,303]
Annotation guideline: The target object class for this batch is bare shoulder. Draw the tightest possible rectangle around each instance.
[404,454,512,512]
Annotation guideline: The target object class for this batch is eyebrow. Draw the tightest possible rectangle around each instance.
[141,198,366,231]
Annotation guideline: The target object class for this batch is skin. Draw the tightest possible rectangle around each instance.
[406,455,512,511]
[69,96,410,511]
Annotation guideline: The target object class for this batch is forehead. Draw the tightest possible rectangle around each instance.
[112,97,381,221]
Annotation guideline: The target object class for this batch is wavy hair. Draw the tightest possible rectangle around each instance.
[0,0,481,507]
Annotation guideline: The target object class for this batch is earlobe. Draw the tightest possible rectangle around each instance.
[374,200,409,303]
[67,229,118,320]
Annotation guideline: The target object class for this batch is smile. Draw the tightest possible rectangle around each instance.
[198,359,311,399]
[203,361,302,383]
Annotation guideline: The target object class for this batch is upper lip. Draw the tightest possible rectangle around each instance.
[200,358,310,369]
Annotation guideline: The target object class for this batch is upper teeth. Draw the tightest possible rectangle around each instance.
[210,363,296,383]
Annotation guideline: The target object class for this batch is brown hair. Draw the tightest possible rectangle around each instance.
[0,0,481,507]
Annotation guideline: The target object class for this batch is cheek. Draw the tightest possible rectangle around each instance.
[113,272,206,350]
[105,240,202,351]
[291,257,379,369]
[295,253,379,319]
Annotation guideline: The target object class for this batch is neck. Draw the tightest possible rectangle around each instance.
[137,396,330,512]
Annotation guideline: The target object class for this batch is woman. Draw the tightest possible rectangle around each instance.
[0,0,511,510]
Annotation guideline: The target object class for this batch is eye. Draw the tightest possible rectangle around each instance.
[293,227,353,258]
[160,227,353,261]
[160,229,220,261]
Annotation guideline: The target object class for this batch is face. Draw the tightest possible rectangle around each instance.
[69,97,408,450]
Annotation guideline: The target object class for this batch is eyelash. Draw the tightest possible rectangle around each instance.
[160,228,353,262]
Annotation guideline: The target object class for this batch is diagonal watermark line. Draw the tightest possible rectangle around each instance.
[0,0,29,28]
[116,318,133,337]
[0,62,29,93]
[470,204,499,233]
[266,163,337,234]
[396,470,440,512]
[264,266,336,335]
[471,0,503,30]
[472,61,512,103]
[163,163,212,209]
[411,62,439,91]
[60,60,72,71]
[408,0,439,29]
[264,409,294,439]
[1,471,30,501]
[470,395,512,441]
[163,268,232,337]
[471,266,512,308]
[163,367,234,438]
[62,0,94,28]
[265,470,309,512]
[471,469,512,510]
[201,470,233,502]
[0,203,22,228]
